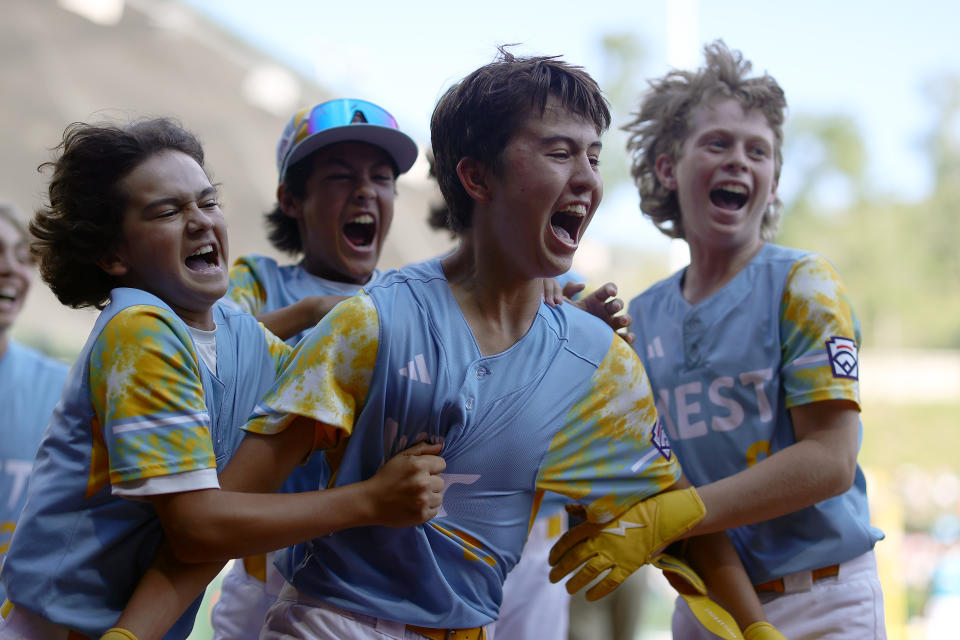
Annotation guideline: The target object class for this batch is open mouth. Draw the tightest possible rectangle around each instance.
[710,184,749,210]
[343,213,377,248]
[185,243,219,272]
[0,286,20,305]
[550,204,587,244]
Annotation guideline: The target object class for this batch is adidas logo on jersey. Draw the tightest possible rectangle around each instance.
[399,353,432,384]
[646,336,665,359]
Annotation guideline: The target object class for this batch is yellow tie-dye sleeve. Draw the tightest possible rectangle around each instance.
[780,253,862,409]
[258,322,293,375]
[89,305,215,489]
[535,337,682,524]
[244,293,379,451]
[225,257,267,315]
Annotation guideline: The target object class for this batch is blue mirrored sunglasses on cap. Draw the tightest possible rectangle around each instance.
[306,98,399,131]
[278,98,417,182]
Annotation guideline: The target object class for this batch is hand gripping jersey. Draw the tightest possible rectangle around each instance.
[0,341,68,603]
[627,243,883,584]
[245,259,681,628]
[225,254,380,346]
[1,288,287,638]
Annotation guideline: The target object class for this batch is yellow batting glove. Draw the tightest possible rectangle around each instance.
[547,487,706,601]
[743,622,787,640]
[100,629,139,640]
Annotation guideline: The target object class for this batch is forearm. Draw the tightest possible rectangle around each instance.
[127,439,444,639]
[684,533,766,630]
[256,298,322,341]
[690,436,854,536]
[158,479,378,562]
[156,419,372,562]
[256,295,347,341]
[112,544,224,640]
[159,425,444,562]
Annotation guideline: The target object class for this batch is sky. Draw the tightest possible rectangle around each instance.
[178,0,959,249]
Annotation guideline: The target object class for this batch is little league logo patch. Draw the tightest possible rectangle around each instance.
[825,336,858,380]
[651,417,672,460]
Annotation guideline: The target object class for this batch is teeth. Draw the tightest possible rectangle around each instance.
[0,285,18,298]
[350,214,375,225]
[716,184,747,195]
[558,204,587,216]
[189,244,215,257]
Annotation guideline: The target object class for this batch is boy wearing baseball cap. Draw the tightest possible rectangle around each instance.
[212,99,419,639]
[225,98,418,345]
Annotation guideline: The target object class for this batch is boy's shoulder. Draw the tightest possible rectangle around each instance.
[756,242,812,267]
[365,257,446,293]
[543,300,615,368]
[233,253,278,271]
[99,288,182,332]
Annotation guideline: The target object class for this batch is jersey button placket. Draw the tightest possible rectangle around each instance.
[683,314,703,369]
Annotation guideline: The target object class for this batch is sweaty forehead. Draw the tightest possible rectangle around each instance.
[517,101,602,143]
[689,98,774,136]
[121,150,212,205]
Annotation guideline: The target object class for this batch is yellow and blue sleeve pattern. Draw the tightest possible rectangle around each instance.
[536,336,682,523]
[245,293,378,450]
[780,253,861,409]
[88,305,216,493]
[226,257,268,315]
[258,321,294,375]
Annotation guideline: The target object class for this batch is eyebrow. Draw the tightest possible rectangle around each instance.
[698,128,772,145]
[539,135,603,151]
[141,186,218,212]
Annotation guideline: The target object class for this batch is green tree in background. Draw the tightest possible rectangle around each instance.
[778,75,960,348]
[597,33,647,189]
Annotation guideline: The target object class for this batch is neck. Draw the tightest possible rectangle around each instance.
[442,238,543,357]
[177,308,216,331]
[0,333,8,360]
[683,239,764,305]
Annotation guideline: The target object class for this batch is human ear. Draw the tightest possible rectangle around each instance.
[96,252,129,277]
[456,157,491,203]
[654,154,678,190]
[277,184,302,219]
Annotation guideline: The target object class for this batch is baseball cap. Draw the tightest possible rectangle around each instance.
[276,99,418,183]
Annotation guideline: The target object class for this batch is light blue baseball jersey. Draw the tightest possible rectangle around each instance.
[245,258,681,628]
[1,288,287,638]
[225,254,380,346]
[541,268,584,519]
[0,341,68,603]
[628,243,883,584]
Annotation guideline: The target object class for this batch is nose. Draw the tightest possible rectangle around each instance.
[571,153,602,195]
[186,204,215,231]
[726,144,749,172]
[353,180,376,203]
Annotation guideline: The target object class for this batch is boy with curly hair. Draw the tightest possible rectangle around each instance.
[0,118,444,640]
[553,40,886,639]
